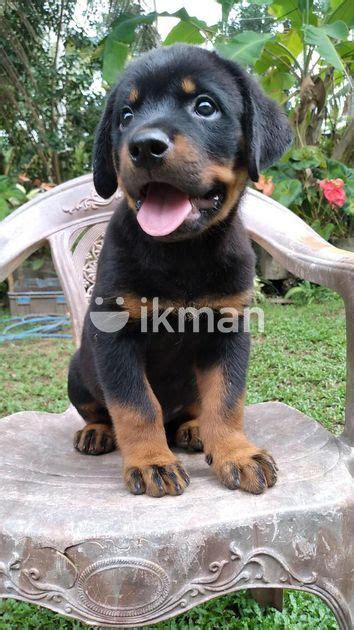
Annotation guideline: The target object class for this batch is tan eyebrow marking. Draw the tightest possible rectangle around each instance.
[129,88,139,103]
[181,77,196,94]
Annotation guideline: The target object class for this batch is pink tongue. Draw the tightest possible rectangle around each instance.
[137,183,192,236]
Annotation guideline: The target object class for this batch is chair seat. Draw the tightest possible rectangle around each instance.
[1,402,353,627]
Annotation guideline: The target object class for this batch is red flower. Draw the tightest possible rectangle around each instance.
[319,178,346,207]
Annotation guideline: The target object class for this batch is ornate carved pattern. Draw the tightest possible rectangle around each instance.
[62,188,122,215]
[0,555,78,617]
[82,235,104,299]
[77,557,170,618]
[0,541,348,627]
[158,543,317,618]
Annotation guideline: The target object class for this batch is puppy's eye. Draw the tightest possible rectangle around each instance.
[120,106,134,128]
[194,96,218,118]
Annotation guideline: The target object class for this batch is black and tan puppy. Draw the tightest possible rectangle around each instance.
[68,44,292,497]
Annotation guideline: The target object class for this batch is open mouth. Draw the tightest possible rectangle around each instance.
[135,182,225,237]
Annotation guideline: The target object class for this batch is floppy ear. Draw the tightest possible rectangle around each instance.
[93,88,118,199]
[243,79,293,182]
[220,57,293,182]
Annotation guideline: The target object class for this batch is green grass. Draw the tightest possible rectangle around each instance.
[0,298,346,628]
[0,590,339,629]
[248,298,346,434]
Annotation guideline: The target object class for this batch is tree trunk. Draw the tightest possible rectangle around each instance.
[332,119,354,165]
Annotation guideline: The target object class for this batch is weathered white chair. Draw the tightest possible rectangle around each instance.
[0,174,353,628]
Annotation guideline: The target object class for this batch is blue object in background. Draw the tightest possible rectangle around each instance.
[16,296,31,305]
[0,315,71,342]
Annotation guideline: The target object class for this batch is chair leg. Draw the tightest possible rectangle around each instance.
[251,587,283,611]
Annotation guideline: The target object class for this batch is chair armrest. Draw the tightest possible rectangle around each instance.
[0,174,118,283]
[240,188,354,449]
[240,188,354,295]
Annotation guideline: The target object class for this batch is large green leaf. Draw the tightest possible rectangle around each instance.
[216,32,272,67]
[322,20,349,39]
[248,0,273,5]
[261,70,296,101]
[327,0,354,27]
[303,25,345,71]
[162,9,217,45]
[256,34,303,74]
[335,41,354,72]
[336,40,354,61]
[164,21,204,45]
[0,177,26,209]
[290,146,327,169]
[0,176,11,193]
[102,8,217,83]
[311,219,335,241]
[255,50,292,73]
[268,0,303,29]
[0,197,9,220]
[109,12,157,44]
[168,8,215,32]
[278,29,303,56]
[103,39,130,84]
[109,9,214,48]
[102,11,158,83]
[271,178,303,207]
[329,0,344,10]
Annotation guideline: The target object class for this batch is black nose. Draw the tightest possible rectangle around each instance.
[128,129,170,167]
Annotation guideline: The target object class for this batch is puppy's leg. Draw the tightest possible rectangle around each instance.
[197,331,277,494]
[68,352,115,455]
[96,336,190,497]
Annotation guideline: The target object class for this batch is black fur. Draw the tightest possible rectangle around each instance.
[93,45,292,197]
[69,44,292,453]
[220,57,293,181]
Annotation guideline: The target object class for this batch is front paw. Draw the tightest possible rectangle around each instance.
[74,423,115,455]
[206,445,277,494]
[124,459,190,497]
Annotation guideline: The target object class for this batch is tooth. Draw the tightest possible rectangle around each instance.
[136,199,142,210]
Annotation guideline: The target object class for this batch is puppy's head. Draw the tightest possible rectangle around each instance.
[93,45,292,240]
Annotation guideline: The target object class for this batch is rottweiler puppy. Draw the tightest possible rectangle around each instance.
[68,44,292,497]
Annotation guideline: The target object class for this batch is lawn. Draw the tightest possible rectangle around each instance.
[0,298,345,628]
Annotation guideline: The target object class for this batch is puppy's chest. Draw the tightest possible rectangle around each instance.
[124,254,251,307]
[119,264,252,322]
[112,234,254,318]
[122,289,252,323]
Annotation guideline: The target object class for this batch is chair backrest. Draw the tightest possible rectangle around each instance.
[0,176,120,344]
[1,173,354,446]
[1,171,352,328]
[0,173,350,345]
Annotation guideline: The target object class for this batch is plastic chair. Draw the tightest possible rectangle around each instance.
[0,174,353,628]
